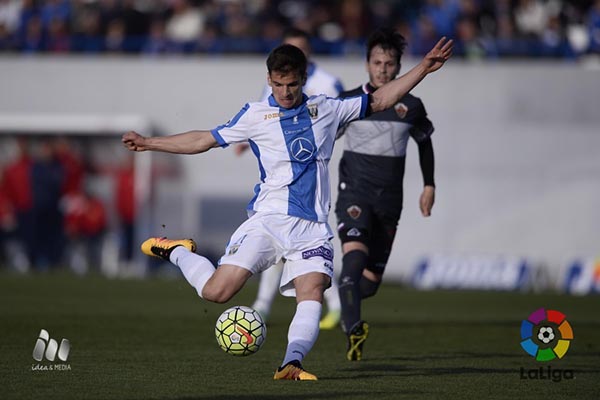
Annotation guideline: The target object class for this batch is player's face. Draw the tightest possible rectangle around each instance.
[268,70,306,109]
[366,45,400,89]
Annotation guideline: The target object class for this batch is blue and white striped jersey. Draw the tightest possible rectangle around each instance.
[211,93,368,222]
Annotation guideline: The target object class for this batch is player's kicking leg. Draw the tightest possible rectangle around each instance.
[140,236,251,303]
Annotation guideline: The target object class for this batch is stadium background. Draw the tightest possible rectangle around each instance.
[2,54,599,293]
[0,0,599,289]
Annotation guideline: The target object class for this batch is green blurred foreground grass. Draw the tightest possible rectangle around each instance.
[1,271,598,400]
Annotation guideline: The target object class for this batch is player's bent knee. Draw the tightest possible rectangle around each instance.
[360,277,380,299]
[202,285,235,304]
[338,250,369,287]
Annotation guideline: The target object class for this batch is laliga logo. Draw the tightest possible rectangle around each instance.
[290,137,314,162]
[520,308,573,361]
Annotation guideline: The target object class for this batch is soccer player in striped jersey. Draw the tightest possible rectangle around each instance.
[122,37,452,380]
[249,27,344,331]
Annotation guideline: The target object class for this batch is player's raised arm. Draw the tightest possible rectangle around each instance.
[370,37,453,113]
[122,130,218,154]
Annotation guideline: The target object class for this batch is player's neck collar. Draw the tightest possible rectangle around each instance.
[363,83,377,94]
[268,94,309,109]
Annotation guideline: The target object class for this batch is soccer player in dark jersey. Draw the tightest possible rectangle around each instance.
[336,28,437,361]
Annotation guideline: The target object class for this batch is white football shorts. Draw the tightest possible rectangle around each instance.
[218,212,335,297]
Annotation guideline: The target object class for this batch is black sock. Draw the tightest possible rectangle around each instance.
[338,250,369,333]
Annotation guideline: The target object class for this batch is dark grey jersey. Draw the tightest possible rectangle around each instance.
[337,83,434,189]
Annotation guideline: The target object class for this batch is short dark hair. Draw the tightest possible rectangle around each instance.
[266,44,307,76]
[366,28,407,64]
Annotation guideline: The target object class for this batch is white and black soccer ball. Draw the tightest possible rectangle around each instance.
[215,306,266,356]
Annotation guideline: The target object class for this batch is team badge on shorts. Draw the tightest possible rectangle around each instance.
[226,234,246,255]
[394,102,408,119]
[227,244,240,255]
[308,104,318,119]
[347,205,362,219]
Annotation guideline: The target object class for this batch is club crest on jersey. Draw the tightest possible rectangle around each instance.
[308,104,318,119]
[394,102,408,119]
[290,137,315,162]
[347,205,362,219]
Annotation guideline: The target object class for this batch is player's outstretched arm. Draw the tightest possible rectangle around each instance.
[122,130,218,154]
[370,37,453,113]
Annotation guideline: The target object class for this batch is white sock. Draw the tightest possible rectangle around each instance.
[170,246,215,298]
[281,300,322,367]
[323,280,341,313]
[252,261,283,319]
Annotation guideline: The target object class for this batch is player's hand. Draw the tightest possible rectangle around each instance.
[419,185,435,217]
[421,37,453,74]
[234,143,250,156]
[122,131,148,152]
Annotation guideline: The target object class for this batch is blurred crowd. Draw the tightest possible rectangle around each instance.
[0,136,135,274]
[0,0,599,59]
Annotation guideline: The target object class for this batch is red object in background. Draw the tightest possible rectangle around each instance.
[63,192,106,237]
[0,184,16,230]
[115,167,135,224]
[2,155,33,212]
[55,145,84,195]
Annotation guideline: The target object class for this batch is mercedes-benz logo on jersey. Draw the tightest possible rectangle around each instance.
[290,137,315,162]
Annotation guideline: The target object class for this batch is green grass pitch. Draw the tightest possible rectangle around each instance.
[1,271,599,399]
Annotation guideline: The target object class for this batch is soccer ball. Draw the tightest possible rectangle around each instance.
[215,306,266,356]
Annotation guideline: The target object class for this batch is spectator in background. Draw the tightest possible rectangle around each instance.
[0,0,21,35]
[0,0,20,49]
[30,139,65,270]
[46,16,71,52]
[142,17,171,55]
[587,0,600,53]
[63,187,107,275]
[104,17,127,53]
[72,7,104,53]
[40,0,70,27]
[115,155,136,266]
[19,14,45,52]
[2,137,34,270]
[54,137,84,195]
[0,175,17,269]
[165,0,204,52]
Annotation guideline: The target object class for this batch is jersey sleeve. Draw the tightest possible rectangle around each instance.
[332,93,369,128]
[210,103,252,148]
[408,98,434,143]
